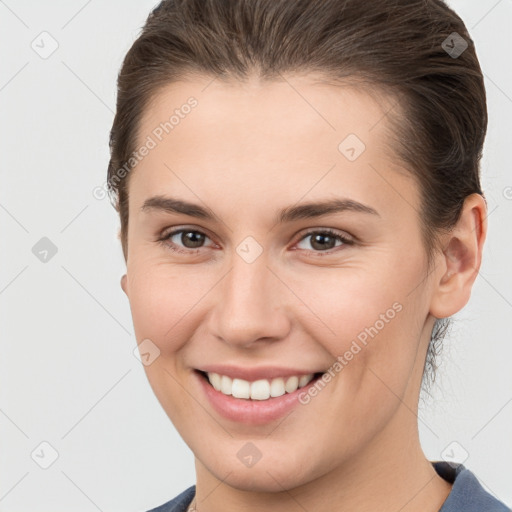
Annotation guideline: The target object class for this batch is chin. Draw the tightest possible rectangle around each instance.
[199,449,321,493]
[218,468,305,493]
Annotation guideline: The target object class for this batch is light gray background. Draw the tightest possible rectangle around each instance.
[0,1,511,511]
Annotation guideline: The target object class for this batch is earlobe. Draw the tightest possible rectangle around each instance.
[121,274,128,295]
[429,194,487,319]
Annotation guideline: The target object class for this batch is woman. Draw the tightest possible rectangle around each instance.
[107,0,510,510]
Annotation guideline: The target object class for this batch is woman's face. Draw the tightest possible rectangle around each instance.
[122,74,440,491]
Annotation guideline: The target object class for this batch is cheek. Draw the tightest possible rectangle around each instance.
[287,252,426,391]
[286,264,400,341]
[126,261,217,352]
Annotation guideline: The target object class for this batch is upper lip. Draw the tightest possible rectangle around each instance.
[196,364,325,382]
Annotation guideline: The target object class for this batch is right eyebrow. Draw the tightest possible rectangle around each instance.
[140,196,217,220]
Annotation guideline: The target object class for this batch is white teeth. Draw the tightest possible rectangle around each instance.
[284,376,299,393]
[209,372,222,391]
[220,375,232,395]
[232,378,250,399]
[269,377,285,397]
[206,372,316,400]
[250,379,270,400]
[299,374,312,387]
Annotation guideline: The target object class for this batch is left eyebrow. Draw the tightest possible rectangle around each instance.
[139,195,380,223]
[276,198,380,223]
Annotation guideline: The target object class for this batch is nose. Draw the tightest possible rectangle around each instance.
[209,249,290,349]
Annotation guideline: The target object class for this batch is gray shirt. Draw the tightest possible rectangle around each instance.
[145,461,510,512]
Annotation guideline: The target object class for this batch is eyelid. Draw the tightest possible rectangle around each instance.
[158,225,217,253]
[296,227,354,244]
[158,225,355,255]
[292,228,354,255]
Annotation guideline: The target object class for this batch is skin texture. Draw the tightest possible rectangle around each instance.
[120,73,487,512]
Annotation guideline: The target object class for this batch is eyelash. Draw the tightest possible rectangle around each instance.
[157,227,354,256]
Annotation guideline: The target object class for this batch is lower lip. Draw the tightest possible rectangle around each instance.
[195,370,322,425]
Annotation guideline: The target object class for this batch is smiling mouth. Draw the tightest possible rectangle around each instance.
[196,370,324,401]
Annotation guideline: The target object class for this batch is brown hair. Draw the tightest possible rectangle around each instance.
[107,0,487,395]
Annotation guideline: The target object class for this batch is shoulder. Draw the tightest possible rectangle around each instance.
[140,465,512,512]
[432,461,510,512]
[144,485,196,512]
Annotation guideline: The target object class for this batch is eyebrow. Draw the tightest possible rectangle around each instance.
[140,195,380,223]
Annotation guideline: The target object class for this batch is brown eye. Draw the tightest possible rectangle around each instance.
[159,228,214,254]
[176,230,206,249]
[296,229,353,253]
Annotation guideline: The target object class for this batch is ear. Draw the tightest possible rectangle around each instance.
[429,193,487,319]
[120,274,128,296]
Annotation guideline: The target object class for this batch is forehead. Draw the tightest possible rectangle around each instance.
[137,73,397,152]
[130,73,415,216]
